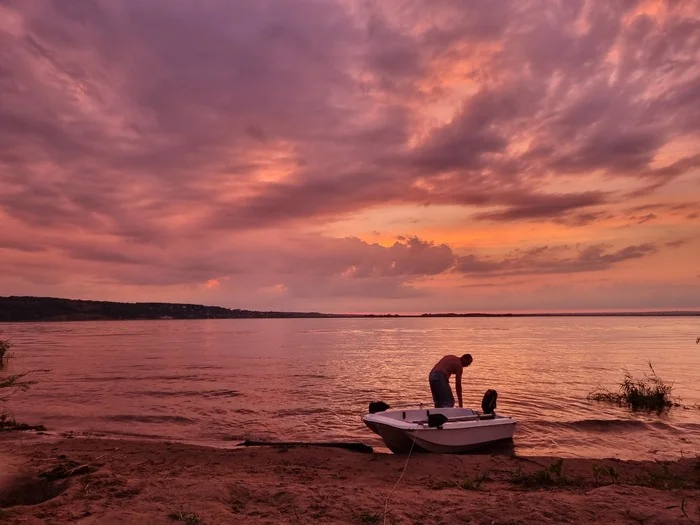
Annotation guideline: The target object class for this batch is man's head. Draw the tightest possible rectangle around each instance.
[461,354,473,367]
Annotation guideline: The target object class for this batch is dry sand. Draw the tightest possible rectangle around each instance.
[1,434,699,524]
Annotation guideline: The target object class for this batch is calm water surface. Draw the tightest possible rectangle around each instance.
[2,317,699,460]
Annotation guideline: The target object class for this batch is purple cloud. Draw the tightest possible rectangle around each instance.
[554,211,616,227]
[0,0,699,311]
[635,213,658,224]
[471,192,606,222]
[455,243,658,277]
[1,0,699,240]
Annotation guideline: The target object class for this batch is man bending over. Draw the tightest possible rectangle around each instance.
[429,354,473,408]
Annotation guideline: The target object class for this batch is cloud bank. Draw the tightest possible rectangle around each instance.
[0,0,699,312]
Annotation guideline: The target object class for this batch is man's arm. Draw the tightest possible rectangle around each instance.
[455,369,463,408]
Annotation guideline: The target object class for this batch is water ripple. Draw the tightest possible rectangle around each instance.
[3,316,699,460]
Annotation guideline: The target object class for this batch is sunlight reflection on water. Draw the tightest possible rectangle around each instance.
[2,316,699,459]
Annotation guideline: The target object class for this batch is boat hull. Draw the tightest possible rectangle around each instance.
[363,408,516,454]
[364,419,430,454]
[410,421,515,454]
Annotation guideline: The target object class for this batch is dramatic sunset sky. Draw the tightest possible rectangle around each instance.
[1,0,699,314]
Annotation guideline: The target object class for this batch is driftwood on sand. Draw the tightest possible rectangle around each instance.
[240,439,373,453]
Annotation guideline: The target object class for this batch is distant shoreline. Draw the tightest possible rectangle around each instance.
[1,295,698,322]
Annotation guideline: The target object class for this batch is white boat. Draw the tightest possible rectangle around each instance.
[362,406,516,454]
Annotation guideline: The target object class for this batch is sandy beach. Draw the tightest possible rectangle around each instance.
[1,434,698,525]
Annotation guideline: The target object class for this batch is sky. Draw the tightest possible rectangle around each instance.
[0,0,699,314]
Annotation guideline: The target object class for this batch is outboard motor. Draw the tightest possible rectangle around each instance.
[481,389,498,415]
[368,401,390,414]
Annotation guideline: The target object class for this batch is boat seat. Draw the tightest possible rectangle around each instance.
[410,414,480,424]
[410,412,497,424]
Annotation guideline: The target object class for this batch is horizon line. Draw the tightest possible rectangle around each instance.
[2,295,699,318]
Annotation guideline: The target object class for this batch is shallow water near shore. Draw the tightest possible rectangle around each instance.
[2,316,699,460]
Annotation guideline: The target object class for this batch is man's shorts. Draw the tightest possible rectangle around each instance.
[429,371,455,408]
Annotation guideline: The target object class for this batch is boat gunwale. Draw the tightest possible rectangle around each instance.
[362,412,516,432]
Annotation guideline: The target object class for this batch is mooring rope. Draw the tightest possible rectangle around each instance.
[383,435,416,525]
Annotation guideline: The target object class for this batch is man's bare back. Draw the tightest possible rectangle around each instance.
[430,355,463,378]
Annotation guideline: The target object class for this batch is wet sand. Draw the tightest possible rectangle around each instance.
[1,434,699,524]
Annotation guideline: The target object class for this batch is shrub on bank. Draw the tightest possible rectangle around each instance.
[587,361,678,412]
[0,333,40,430]
[0,331,11,366]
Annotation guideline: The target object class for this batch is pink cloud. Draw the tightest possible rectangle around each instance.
[0,0,699,311]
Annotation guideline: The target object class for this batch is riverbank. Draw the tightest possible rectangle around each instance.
[1,434,698,524]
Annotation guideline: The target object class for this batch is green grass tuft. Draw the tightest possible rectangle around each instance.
[587,361,677,412]
[455,470,490,491]
[168,509,201,525]
[427,469,490,491]
[633,462,687,490]
[509,459,582,490]
[592,464,619,486]
[353,511,381,524]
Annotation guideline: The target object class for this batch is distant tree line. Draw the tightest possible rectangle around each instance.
[1,296,697,322]
[0,296,337,322]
